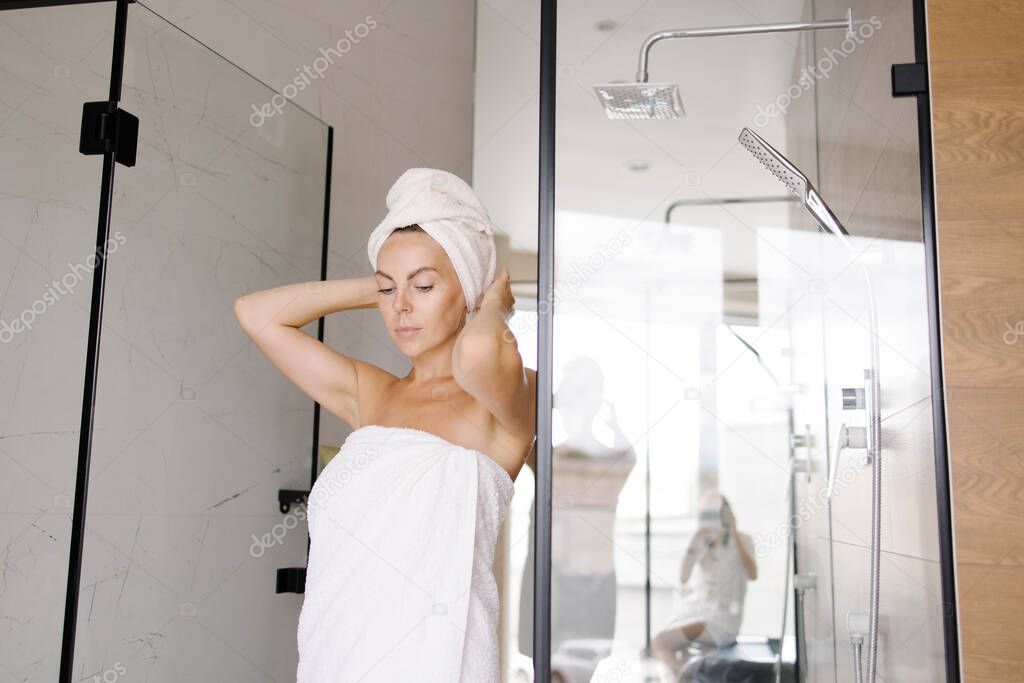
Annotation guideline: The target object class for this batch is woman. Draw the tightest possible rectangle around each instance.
[647,492,757,680]
[518,357,636,659]
[234,168,537,682]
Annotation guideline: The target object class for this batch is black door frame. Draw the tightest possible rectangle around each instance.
[534,1,555,681]
[909,0,962,680]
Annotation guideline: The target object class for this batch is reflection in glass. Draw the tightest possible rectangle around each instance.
[518,357,638,658]
[649,492,758,678]
[541,1,947,682]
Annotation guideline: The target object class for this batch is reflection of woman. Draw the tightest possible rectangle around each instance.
[235,168,536,682]
[647,493,757,679]
[518,357,637,656]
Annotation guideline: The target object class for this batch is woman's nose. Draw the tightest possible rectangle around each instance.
[392,287,411,312]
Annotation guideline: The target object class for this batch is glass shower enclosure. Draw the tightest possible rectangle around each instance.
[0,1,330,680]
[517,0,959,682]
[3,0,962,681]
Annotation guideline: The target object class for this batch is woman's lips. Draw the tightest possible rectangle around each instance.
[396,327,420,338]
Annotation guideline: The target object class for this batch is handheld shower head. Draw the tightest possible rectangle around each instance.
[738,127,853,249]
[593,82,684,120]
[739,127,807,196]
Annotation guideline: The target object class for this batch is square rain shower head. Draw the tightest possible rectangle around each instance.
[593,83,684,120]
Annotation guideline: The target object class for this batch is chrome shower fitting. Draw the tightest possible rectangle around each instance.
[738,127,854,250]
[794,573,817,683]
[848,611,871,683]
[593,82,685,120]
[827,422,868,499]
[740,127,883,683]
[595,10,854,119]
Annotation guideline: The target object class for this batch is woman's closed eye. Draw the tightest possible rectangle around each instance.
[376,285,434,294]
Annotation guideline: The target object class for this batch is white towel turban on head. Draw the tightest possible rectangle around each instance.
[367,168,497,312]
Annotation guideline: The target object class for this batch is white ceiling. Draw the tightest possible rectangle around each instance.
[473,0,823,278]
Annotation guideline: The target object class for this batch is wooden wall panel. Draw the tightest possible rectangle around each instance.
[928,0,1024,680]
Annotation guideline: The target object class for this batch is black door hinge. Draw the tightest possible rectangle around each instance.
[79,101,138,167]
[276,567,306,594]
[278,488,309,514]
[892,63,928,97]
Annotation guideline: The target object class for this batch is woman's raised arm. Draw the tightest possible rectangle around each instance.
[233,277,380,428]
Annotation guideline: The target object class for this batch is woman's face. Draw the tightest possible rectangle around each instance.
[374,231,467,355]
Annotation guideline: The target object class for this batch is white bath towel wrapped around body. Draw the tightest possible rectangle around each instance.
[296,424,515,682]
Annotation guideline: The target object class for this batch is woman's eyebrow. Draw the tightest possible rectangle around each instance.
[374,266,438,280]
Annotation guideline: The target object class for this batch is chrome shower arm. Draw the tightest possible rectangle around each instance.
[636,9,854,81]
[806,187,855,250]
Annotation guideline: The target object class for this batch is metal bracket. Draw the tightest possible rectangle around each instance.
[891,63,928,97]
[790,425,815,484]
[790,432,816,450]
[276,489,311,593]
[79,101,138,167]
[842,387,866,410]
[794,572,817,592]
[276,567,306,594]
[278,488,308,514]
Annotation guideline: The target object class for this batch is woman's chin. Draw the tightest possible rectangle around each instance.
[394,334,425,351]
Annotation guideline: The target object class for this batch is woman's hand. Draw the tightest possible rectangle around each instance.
[477,266,514,317]
[722,502,737,531]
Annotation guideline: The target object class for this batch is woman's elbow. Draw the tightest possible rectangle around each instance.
[234,295,256,332]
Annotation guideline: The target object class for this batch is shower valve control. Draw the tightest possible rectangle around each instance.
[842,425,868,449]
[790,433,815,449]
[842,387,866,410]
[827,424,868,498]
[847,611,871,637]
[794,573,817,591]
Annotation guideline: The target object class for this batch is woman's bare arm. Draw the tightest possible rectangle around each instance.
[233,277,380,427]
[452,268,533,438]
[735,531,758,581]
[680,530,706,584]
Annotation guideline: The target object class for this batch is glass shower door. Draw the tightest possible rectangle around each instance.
[0,3,114,681]
[541,1,954,682]
[545,5,813,681]
[71,3,329,680]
